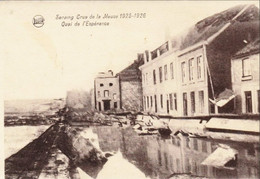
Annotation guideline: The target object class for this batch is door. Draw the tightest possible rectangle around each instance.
[98,102,101,111]
[154,95,157,113]
[245,91,252,113]
[103,100,111,111]
[183,93,188,116]
[167,99,170,114]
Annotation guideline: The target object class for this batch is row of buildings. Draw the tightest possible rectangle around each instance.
[93,4,259,117]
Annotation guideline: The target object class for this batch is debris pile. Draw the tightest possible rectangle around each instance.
[5,121,107,179]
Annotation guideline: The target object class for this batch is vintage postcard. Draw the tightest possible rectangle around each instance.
[1,1,259,179]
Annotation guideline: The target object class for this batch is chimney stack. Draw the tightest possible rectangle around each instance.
[108,70,113,76]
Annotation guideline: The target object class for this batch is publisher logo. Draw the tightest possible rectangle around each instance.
[32,15,45,28]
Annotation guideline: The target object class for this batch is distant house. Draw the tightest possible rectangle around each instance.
[139,4,259,116]
[231,38,260,114]
[116,55,144,112]
[94,70,120,111]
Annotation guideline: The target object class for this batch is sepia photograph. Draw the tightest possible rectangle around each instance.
[1,1,259,179]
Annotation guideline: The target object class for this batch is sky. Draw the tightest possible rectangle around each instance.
[1,1,259,100]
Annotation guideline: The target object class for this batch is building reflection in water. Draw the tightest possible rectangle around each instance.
[91,126,259,179]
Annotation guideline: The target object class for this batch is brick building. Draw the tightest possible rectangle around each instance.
[139,4,259,116]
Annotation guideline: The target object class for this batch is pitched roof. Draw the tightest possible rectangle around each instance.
[171,4,259,50]
[234,37,260,57]
[116,58,144,82]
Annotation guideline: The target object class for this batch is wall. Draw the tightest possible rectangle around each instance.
[140,42,210,117]
[178,46,209,116]
[232,53,260,114]
[95,76,120,111]
[120,81,142,112]
[141,50,179,115]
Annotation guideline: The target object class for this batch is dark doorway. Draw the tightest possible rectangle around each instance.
[98,102,101,111]
[154,95,157,113]
[167,99,170,114]
[183,93,188,116]
[245,91,252,113]
[103,100,111,111]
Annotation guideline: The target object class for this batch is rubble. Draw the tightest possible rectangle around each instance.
[5,121,107,179]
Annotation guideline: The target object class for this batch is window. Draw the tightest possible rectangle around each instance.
[193,161,198,174]
[164,152,168,170]
[202,141,207,153]
[174,93,177,111]
[193,139,198,151]
[164,65,168,80]
[160,94,163,108]
[169,93,173,110]
[97,91,101,97]
[245,91,252,113]
[147,96,149,108]
[100,83,104,87]
[114,102,117,108]
[197,55,204,80]
[109,83,113,86]
[150,96,153,107]
[158,150,162,166]
[104,90,109,97]
[176,159,180,172]
[257,90,260,113]
[113,93,117,99]
[170,156,173,170]
[159,67,163,83]
[170,62,174,79]
[183,93,188,116]
[191,92,195,114]
[143,96,146,110]
[153,69,156,84]
[186,158,191,172]
[154,95,157,113]
[181,62,186,83]
[199,91,204,113]
[186,137,190,148]
[189,58,195,81]
[242,58,251,77]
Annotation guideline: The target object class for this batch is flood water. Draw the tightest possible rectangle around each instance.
[5,125,260,179]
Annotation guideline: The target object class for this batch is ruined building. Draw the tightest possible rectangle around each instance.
[139,4,259,116]
[116,55,144,112]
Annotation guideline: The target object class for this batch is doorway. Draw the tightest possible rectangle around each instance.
[103,100,111,111]
[154,95,157,113]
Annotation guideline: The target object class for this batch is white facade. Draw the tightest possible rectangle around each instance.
[140,41,210,117]
[232,53,260,114]
[94,71,120,111]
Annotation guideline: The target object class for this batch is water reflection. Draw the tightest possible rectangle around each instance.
[90,126,259,179]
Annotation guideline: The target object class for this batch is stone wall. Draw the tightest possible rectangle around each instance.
[121,81,143,112]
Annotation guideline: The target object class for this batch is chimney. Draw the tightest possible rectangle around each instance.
[137,53,144,61]
[144,50,150,62]
[108,70,113,76]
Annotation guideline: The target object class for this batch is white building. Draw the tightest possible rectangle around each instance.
[139,4,259,117]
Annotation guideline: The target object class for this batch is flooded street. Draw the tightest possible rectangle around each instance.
[5,125,259,179]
